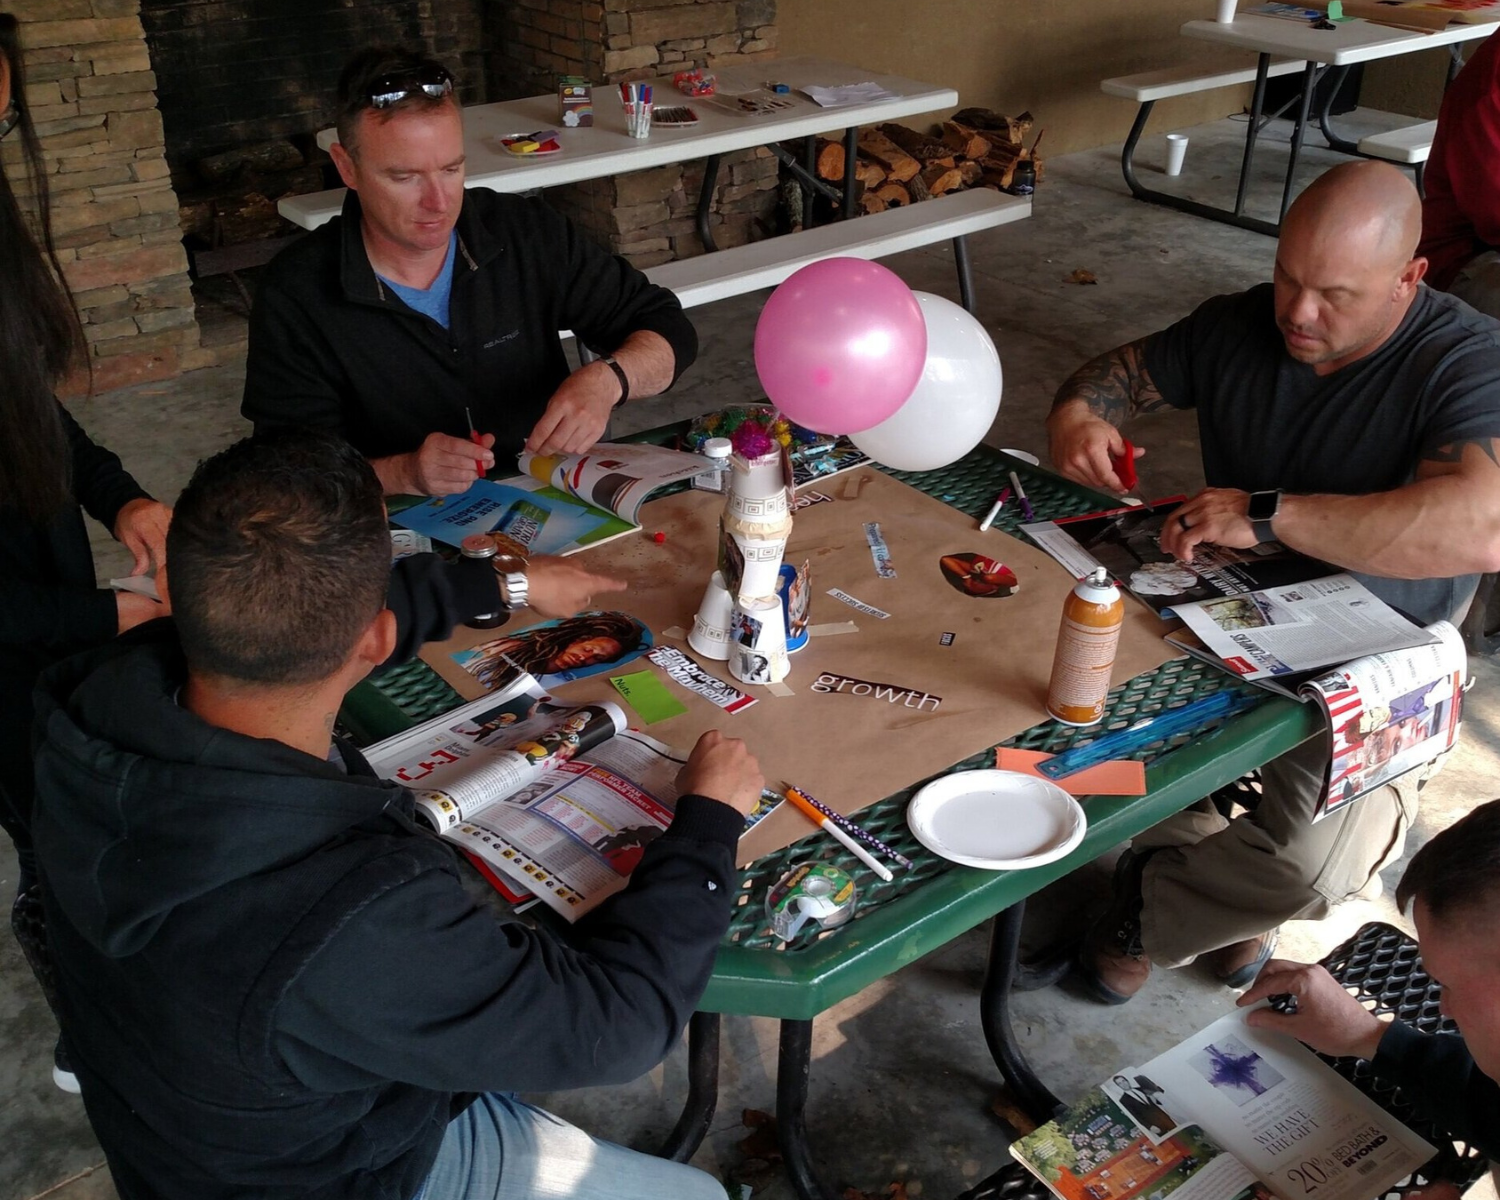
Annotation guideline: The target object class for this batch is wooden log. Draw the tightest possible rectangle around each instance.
[951,107,1034,143]
[873,181,910,207]
[856,129,921,182]
[855,158,887,189]
[958,160,983,187]
[815,138,845,182]
[941,121,992,161]
[907,170,932,203]
[876,122,956,166]
[921,162,965,196]
[859,192,888,215]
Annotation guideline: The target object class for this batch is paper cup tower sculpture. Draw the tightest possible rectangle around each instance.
[716,445,793,685]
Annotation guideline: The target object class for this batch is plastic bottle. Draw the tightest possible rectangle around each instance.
[1046,566,1123,727]
[691,436,733,493]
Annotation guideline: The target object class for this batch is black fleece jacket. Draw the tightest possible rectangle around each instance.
[1372,1021,1500,1160]
[0,404,149,851]
[241,188,698,462]
[32,555,741,1200]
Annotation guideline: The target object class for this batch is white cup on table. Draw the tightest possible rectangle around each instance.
[1216,0,1238,21]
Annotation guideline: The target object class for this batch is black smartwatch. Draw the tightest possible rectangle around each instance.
[600,354,630,406]
[1248,489,1283,545]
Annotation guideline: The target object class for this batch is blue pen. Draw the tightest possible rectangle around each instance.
[1036,689,1263,780]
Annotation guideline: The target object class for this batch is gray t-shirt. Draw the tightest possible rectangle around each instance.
[1143,282,1500,624]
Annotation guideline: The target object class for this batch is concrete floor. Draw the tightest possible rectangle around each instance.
[6,108,1499,1200]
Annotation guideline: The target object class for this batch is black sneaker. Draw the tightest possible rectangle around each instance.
[1076,850,1154,1005]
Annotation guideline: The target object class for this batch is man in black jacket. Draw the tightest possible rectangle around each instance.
[31,430,759,1200]
[242,46,698,497]
[1239,798,1500,1178]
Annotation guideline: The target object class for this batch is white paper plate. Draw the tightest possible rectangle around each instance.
[906,770,1087,870]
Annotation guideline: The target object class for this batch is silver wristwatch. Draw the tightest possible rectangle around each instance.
[493,554,530,611]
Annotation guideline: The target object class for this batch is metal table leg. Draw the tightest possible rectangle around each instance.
[1280,61,1320,222]
[981,902,1065,1124]
[802,136,818,229]
[1233,54,1274,217]
[696,153,722,253]
[1314,64,1360,154]
[776,1018,843,1200]
[660,1011,721,1162]
[954,235,977,314]
[842,126,859,218]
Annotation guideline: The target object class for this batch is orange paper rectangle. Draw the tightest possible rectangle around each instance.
[995,748,1147,796]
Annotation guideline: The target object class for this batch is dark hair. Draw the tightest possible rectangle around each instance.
[334,45,456,155]
[1395,798,1500,922]
[167,430,392,686]
[471,611,645,689]
[0,13,86,521]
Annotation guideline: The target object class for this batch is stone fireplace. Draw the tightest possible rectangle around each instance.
[12,0,778,389]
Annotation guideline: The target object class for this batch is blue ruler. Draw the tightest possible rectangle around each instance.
[1036,689,1264,780]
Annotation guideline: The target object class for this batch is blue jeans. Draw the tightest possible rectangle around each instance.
[414,1093,728,1200]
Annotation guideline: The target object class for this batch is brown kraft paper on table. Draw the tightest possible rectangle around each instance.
[420,469,1180,866]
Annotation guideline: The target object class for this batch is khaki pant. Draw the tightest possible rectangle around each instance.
[1135,731,1423,968]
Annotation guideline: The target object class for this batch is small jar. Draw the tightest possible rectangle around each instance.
[460,534,507,629]
[691,437,733,493]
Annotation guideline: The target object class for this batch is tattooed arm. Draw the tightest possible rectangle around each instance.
[1159,438,1500,577]
[1046,340,1170,493]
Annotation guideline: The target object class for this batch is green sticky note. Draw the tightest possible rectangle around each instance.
[1326,1,1344,18]
[610,670,688,724]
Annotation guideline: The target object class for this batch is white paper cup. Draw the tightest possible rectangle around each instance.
[1165,133,1189,177]
[731,451,789,502]
[688,571,735,661]
[1215,0,1237,21]
[727,485,790,524]
[729,530,789,601]
[728,595,790,685]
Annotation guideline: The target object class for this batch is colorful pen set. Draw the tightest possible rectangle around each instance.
[619,82,654,137]
[781,783,914,880]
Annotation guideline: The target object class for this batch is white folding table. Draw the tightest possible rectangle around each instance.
[281,55,958,253]
[1122,14,1496,234]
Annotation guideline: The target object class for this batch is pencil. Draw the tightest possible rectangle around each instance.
[782,786,893,881]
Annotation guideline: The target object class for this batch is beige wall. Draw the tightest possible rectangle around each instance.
[782,1,1473,153]
[781,0,1267,155]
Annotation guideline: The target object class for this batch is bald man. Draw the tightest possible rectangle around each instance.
[1047,162,1500,1006]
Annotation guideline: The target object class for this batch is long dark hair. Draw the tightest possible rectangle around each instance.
[0,13,84,521]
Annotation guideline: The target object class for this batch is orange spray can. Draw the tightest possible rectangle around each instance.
[1046,566,1123,727]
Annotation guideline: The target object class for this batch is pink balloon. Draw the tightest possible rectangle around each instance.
[753,258,927,435]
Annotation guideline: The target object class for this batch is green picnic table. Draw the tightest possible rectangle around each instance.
[340,428,1324,1200]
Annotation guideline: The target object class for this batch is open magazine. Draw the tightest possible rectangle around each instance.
[365,675,782,919]
[1329,0,1500,30]
[1012,1010,1435,1200]
[392,479,635,556]
[518,441,706,525]
[1023,500,1435,685]
[364,675,688,920]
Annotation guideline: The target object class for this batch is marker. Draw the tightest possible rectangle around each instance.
[790,783,914,871]
[781,786,893,881]
[1010,471,1035,522]
[978,485,1011,532]
[465,406,486,478]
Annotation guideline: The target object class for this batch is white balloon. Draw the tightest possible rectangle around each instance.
[849,292,1002,472]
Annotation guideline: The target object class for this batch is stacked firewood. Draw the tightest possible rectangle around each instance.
[815,108,1044,214]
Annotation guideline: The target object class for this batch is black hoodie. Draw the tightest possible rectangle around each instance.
[31,571,742,1200]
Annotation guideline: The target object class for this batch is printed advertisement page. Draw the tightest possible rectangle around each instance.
[1132,1011,1433,1200]
[1306,621,1467,820]
[391,479,627,555]
[1010,1084,1268,1200]
[518,442,706,524]
[1170,575,1435,681]
[447,729,684,919]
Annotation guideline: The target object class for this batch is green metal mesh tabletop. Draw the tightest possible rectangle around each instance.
[342,437,1322,1020]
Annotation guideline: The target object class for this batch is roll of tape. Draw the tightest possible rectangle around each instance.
[766,863,858,941]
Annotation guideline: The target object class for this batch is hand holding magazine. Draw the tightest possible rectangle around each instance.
[1012,1009,1436,1200]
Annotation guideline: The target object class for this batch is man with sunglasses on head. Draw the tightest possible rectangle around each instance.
[243,47,697,497]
